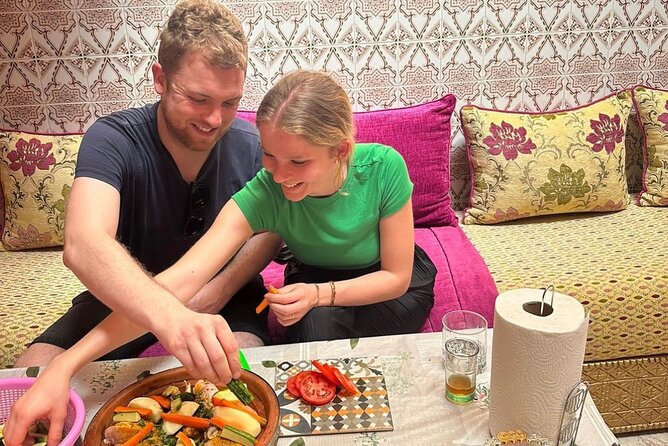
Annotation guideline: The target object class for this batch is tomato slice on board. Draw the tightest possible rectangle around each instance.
[299,373,337,406]
[286,374,301,397]
[311,360,338,386]
[295,371,319,391]
[286,371,319,397]
[331,367,359,395]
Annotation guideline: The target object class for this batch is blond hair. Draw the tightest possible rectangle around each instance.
[158,0,247,76]
[257,70,355,187]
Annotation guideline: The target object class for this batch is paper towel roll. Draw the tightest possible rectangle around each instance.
[489,288,589,445]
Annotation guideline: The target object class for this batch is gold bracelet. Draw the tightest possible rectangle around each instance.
[313,283,320,308]
[328,281,336,306]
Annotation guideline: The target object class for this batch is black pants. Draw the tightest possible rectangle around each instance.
[283,245,436,343]
[32,275,269,360]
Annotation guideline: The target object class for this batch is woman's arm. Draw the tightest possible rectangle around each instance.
[268,200,415,324]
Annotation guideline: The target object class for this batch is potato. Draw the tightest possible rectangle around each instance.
[212,406,261,437]
[128,397,163,423]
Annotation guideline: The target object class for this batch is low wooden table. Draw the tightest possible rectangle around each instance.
[0,331,620,445]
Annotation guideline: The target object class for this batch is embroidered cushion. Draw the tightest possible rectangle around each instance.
[461,91,633,224]
[631,85,668,206]
[0,130,82,249]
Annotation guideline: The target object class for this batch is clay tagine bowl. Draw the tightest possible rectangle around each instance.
[84,367,280,446]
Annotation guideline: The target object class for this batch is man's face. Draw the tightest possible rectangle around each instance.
[153,52,245,153]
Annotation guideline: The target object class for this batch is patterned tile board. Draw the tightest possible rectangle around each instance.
[274,356,393,437]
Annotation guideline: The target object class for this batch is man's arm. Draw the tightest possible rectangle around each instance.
[63,177,186,332]
[186,231,282,314]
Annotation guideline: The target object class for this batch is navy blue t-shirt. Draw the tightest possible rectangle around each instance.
[75,103,262,274]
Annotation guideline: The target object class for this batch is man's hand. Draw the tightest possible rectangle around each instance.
[152,306,241,384]
[3,361,73,446]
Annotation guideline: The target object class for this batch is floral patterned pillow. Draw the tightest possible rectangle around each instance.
[461,91,633,224]
[631,86,668,206]
[0,131,82,250]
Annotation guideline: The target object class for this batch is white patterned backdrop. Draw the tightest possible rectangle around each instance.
[1,0,667,209]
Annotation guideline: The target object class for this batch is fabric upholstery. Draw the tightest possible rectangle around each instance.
[631,85,668,206]
[238,94,458,227]
[0,130,82,249]
[461,91,633,224]
[461,201,668,362]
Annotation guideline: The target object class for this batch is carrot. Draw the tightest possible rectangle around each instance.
[114,406,152,418]
[149,394,171,409]
[209,417,227,430]
[255,284,279,314]
[176,431,191,445]
[161,413,210,429]
[218,399,267,426]
[120,422,154,446]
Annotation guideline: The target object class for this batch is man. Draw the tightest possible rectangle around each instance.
[14,0,280,380]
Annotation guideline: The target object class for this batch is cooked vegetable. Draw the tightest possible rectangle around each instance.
[149,394,172,409]
[120,421,154,446]
[211,389,240,404]
[227,379,254,406]
[112,411,142,423]
[127,397,163,423]
[106,378,264,446]
[161,413,210,429]
[216,399,267,426]
[162,401,200,435]
[211,406,261,437]
[162,385,180,397]
[114,406,152,418]
[219,425,256,446]
[176,431,195,446]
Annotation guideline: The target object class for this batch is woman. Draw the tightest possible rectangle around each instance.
[236,70,436,342]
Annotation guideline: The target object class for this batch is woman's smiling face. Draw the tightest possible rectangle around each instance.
[258,122,345,202]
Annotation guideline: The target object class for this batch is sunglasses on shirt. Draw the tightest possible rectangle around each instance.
[183,182,209,238]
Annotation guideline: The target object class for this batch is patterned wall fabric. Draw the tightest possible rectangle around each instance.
[0,0,666,209]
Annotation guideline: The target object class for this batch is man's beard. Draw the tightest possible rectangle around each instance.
[161,102,229,152]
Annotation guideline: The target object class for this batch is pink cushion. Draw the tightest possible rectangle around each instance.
[237,94,458,227]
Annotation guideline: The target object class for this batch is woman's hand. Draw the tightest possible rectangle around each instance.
[3,359,74,446]
[268,283,319,326]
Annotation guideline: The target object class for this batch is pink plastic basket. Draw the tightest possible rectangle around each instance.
[0,377,85,446]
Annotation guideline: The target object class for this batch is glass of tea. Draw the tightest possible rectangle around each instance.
[442,310,488,372]
[444,337,479,405]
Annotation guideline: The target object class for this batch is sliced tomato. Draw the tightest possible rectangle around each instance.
[299,373,337,406]
[311,360,338,386]
[286,374,301,397]
[294,371,318,391]
[331,367,359,395]
[286,370,319,397]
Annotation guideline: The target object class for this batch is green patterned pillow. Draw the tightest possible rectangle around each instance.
[0,131,82,250]
[631,85,668,206]
[461,91,633,224]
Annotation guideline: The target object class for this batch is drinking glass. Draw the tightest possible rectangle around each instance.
[442,310,488,372]
[444,338,479,405]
